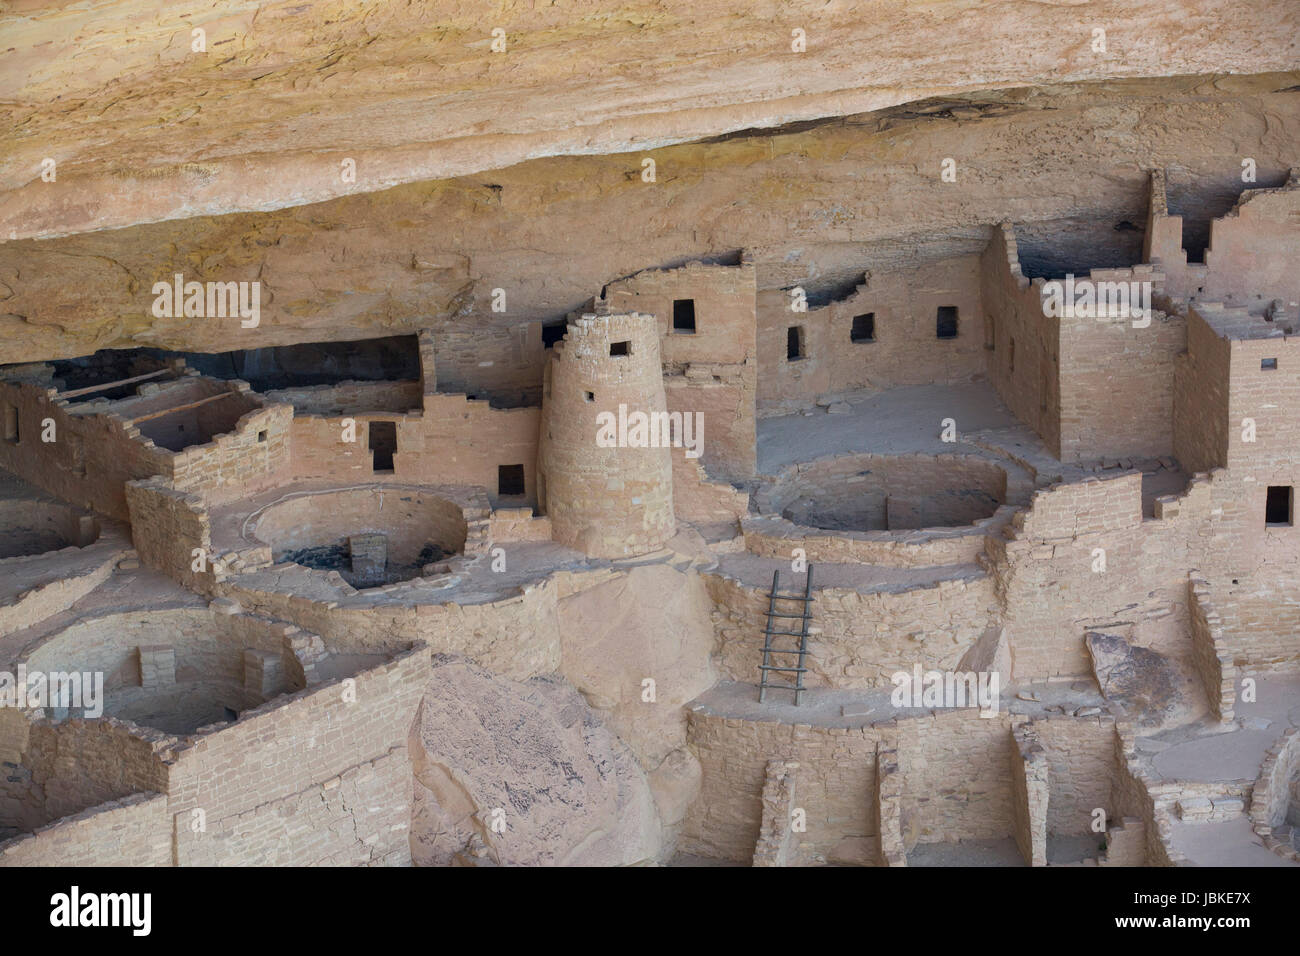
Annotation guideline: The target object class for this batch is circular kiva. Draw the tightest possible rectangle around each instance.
[755,453,1008,533]
[248,487,471,588]
[0,499,100,560]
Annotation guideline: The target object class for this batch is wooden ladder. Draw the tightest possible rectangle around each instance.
[758,566,814,706]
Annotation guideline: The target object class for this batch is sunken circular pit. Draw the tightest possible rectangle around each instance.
[0,498,100,560]
[249,487,473,588]
[755,453,1008,533]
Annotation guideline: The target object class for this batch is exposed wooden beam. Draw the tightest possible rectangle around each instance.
[128,391,238,425]
[57,367,174,399]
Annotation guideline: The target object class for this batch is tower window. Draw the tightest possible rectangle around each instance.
[672,299,696,333]
[1262,358,1278,370]
[1266,485,1292,526]
[787,326,805,361]
[498,464,525,497]
[850,313,875,343]
[936,306,959,339]
[610,341,631,357]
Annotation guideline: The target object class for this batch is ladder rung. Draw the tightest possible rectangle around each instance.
[758,665,808,673]
[761,682,803,691]
[763,629,807,638]
[760,647,804,654]
[766,612,809,619]
[766,594,813,602]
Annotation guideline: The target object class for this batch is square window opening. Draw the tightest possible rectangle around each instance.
[787,326,805,361]
[498,464,525,497]
[610,340,631,357]
[584,390,595,403]
[257,430,268,442]
[936,306,959,339]
[851,313,875,343]
[1266,485,1293,526]
[1262,358,1278,370]
[672,299,696,334]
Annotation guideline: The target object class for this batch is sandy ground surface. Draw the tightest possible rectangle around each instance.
[1147,675,1300,782]
[756,382,1029,474]
[1168,817,1296,867]
[693,678,1106,729]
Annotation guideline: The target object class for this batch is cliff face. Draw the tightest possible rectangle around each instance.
[2,72,1298,362]
[3,0,1298,241]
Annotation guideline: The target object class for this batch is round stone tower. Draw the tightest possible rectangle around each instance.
[539,310,675,558]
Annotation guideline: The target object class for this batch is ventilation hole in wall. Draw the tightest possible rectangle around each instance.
[850,313,875,343]
[1262,358,1278,370]
[610,340,631,357]
[542,322,567,349]
[936,306,959,339]
[672,299,697,333]
[584,391,594,403]
[257,429,268,442]
[1265,485,1293,526]
[498,463,525,497]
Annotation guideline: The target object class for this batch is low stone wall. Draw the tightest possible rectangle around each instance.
[1010,724,1048,866]
[741,507,1013,569]
[225,573,562,678]
[1249,727,1300,860]
[1188,576,1237,722]
[706,569,996,689]
[682,706,1020,865]
[0,792,171,867]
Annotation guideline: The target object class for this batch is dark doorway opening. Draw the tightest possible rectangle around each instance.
[369,421,397,473]
[498,463,525,496]
[673,299,697,333]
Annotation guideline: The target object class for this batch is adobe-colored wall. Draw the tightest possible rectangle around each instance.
[757,256,988,418]
[539,311,675,558]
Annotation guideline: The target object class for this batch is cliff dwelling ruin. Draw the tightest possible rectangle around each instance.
[2,1,1300,882]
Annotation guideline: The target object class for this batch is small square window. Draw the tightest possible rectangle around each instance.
[672,299,696,333]
[542,323,567,349]
[1266,485,1292,525]
[610,341,631,357]
[584,391,594,403]
[787,326,805,361]
[257,430,268,442]
[936,306,959,339]
[1262,358,1278,370]
[498,464,525,497]
[851,313,875,343]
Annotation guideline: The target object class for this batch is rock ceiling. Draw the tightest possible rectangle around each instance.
[1,1,1298,360]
